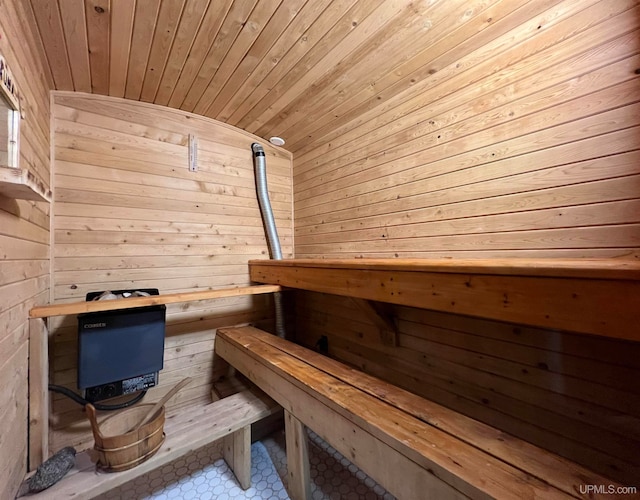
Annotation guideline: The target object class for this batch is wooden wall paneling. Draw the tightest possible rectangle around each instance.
[139,0,186,103]
[326,336,640,481]
[287,0,558,153]
[294,150,640,244]
[216,0,334,124]
[108,0,135,97]
[84,0,111,95]
[151,0,210,105]
[164,0,234,108]
[58,0,92,92]
[294,291,640,484]
[52,139,293,193]
[248,0,416,135]
[226,0,358,127]
[293,0,632,165]
[233,0,386,131]
[0,0,52,496]
[53,166,291,211]
[274,0,505,146]
[180,0,259,112]
[28,0,74,90]
[50,92,292,452]
[49,93,293,170]
[294,70,640,214]
[194,0,306,118]
[296,224,640,257]
[295,59,639,222]
[292,1,640,484]
[28,318,49,470]
[294,6,637,190]
[294,123,640,232]
[0,345,29,493]
[54,159,291,204]
[124,0,161,100]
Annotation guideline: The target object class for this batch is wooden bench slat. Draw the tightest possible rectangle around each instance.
[216,331,467,500]
[249,258,640,280]
[234,326,617,498]
[249,259,640,340]
[217,327,579,500]
[31,390,279,500]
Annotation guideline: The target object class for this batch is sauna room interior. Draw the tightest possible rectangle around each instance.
[1,0,639,499]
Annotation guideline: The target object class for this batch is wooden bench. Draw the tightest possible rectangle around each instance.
[28,389,279,499]
[249,258,640,341]
[216,326,626,500]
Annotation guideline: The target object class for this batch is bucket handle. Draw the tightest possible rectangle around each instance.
[85,403,105,440]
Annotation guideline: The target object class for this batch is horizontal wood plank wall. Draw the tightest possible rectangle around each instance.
[0,2,53,498]
[50,92,292,452]
[292,0,640,486]
[294,292,640,485]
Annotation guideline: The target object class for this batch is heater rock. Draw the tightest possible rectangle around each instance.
[28,446,77,492]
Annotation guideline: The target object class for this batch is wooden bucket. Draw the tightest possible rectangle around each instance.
[86,403,165,472]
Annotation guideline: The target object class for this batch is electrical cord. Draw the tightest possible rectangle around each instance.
[48,384,146,410]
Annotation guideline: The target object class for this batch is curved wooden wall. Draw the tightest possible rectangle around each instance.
[293,0,640,485]
[49,92,292,453]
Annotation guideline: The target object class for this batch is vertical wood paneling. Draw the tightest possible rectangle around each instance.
[139,0,186,103]
[202,0,307,119]
[29,0,74,90]
[180,0,259,112]
[0,2,52,498]
[215,0,334,124]
[224,0,358,126]
[124,0,160,100]
[58,0,92,92]
[292,0,640,485]
[85,0,111,95]
[50,92,293,452]
[152,0,210,105]
[108,0,135,97]
[164,0,234,108]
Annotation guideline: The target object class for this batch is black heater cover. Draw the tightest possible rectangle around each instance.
[77,289,165,402]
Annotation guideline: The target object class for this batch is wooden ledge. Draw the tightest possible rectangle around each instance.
[249,259,640,341]
[29,284,282,318]
[250,258,640,280]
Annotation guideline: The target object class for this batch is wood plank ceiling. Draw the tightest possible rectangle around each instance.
[27,0,503,154]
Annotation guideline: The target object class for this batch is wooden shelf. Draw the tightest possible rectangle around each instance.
[0,165,51,202]
[249,258,640,341]
[29,284,282,318]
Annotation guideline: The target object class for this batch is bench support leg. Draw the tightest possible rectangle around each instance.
[285,410,311,500]
[223,424,251,489]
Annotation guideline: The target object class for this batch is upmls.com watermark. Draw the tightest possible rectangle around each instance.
[579,484,638,495]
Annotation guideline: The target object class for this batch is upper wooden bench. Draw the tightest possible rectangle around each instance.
[216,326,627,500]
[249,258,640,341]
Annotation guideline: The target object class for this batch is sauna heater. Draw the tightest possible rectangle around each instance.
[77,289,166,403]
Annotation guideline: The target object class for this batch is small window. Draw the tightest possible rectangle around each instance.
[0,54,20,169]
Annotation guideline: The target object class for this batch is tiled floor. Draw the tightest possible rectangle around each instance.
[264,429,396,500]
[100,441,287,500]
[99,428,395,500]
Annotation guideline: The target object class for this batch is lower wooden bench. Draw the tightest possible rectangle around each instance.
[28,389,279,499]
[215,326,624,500]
